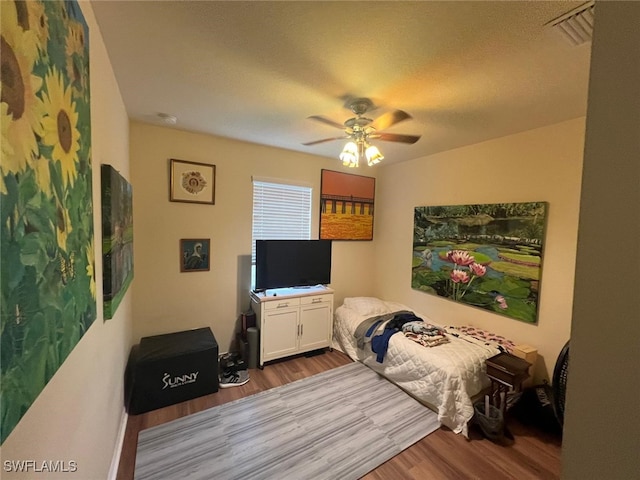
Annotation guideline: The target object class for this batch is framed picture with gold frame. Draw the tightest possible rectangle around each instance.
[170,159,216,204]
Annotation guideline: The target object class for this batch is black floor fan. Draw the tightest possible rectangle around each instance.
[552,340,570,427]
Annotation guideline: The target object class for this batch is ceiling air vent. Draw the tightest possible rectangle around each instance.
[546,1,595,46]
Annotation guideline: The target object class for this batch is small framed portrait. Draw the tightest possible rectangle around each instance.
[170,159,216,204]
[180,239,211,272]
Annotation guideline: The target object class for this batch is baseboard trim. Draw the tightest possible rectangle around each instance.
[108,408,128,480]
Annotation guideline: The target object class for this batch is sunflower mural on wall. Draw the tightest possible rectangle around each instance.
[1,0,95,443]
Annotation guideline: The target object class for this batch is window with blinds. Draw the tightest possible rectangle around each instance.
[251,179,312,266]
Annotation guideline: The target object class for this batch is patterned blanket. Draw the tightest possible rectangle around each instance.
[402,321,450,348]
[444,325,515,353]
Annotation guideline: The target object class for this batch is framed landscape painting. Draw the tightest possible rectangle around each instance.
[101,165,134,319]
[320,169,375,240]
[412,202,548,324]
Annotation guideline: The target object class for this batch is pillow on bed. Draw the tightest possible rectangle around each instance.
[383,301,412,313]
[342,297,390,316]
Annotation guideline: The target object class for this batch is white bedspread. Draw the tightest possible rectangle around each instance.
[333,299,500,436]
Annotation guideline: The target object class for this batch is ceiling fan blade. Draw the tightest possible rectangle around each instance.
[373,132,421,144]
[302,136,349,146]
[369,110,411,131]
[307,115,345,129]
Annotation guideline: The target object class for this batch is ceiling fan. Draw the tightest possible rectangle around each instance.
[303,98,420,167]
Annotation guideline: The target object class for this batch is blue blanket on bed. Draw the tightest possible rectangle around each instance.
[356,311,423,363]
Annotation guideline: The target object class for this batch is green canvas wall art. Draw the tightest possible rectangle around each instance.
[412,202,548,324]
[101,165,134,319]
[1,0,94,443]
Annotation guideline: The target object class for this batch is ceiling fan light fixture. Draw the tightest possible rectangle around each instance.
[365,144,384,166]
[340,141,359,167]
[305,97,418,167]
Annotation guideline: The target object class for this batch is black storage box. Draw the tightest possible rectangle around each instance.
[126,327,218,414]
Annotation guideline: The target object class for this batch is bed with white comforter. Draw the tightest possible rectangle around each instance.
[333,297,503,437]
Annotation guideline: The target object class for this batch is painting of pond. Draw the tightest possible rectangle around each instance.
[412,202,548,324]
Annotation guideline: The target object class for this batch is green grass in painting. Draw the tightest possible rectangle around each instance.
[490,261,540,280]
[104,271,134,319]
[429,240,454,247]
[498,252,541,266]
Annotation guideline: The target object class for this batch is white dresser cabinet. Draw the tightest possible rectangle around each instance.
[250,286,334,368]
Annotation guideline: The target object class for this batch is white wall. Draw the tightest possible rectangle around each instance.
[1,2,132,479]
[373,118,585,381]
[129,123,377,351]
[562,2,640,478]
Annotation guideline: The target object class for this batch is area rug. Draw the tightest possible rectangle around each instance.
[134,361,440,480]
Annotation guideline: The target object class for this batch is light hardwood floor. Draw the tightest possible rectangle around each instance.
[117,350,562,480]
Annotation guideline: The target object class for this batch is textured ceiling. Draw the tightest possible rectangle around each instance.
[92,1,592,165]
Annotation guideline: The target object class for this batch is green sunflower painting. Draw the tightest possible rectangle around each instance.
[1,0,95,443]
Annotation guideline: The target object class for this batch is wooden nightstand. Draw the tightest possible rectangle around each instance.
[485,352,531,413]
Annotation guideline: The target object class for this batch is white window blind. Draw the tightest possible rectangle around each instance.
[251,179,312,264]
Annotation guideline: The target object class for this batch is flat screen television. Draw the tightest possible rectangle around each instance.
[255,239,332,291]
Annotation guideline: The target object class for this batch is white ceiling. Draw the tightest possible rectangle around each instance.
[92,1,592,165]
